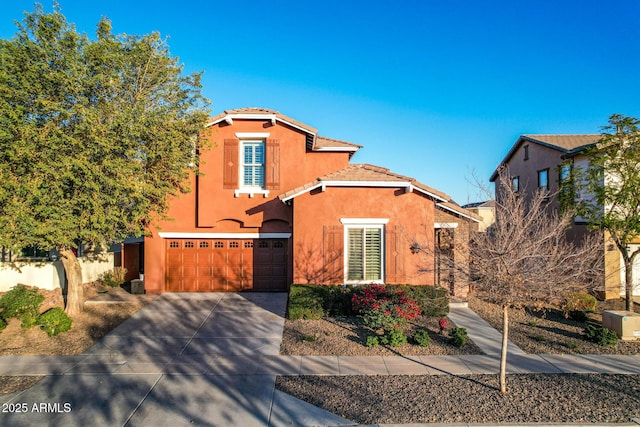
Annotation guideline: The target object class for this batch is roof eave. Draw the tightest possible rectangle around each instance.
[561,143,598,159]
[437,203,482,222]
[206,112,317,136]
[279,180,450,204]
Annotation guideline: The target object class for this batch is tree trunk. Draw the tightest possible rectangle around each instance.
[625,258,634,312]
[59,248,83,315]
[500,304,509,394]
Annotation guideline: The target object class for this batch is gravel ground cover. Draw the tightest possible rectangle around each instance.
[0,283,154,395]
[281,315,483,356]
[276,374,640,424]
[468,297,640,354]
[277,295,640,424]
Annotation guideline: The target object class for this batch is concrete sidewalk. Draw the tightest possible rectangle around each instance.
[0,293,639,426]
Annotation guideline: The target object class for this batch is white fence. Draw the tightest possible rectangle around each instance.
[0,253,114,292]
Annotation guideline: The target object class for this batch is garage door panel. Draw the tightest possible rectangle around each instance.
[165,238,288,292]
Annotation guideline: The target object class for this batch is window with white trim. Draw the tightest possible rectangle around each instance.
[241,140,265,188]
[346,226,383,282]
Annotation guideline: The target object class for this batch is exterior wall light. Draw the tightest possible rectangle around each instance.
[410,243,421,254]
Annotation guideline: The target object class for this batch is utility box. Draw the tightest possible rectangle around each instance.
[131,279,145,295]
[602,310,640,341]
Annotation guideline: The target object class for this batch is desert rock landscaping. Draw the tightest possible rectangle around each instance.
[0,283,155,357]
[276,285,640,424]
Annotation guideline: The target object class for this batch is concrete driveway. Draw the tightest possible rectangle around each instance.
[0,292,353,427]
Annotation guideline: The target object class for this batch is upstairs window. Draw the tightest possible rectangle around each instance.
[242,140,265,188]
[560,163,571,183]
[538,169,549,192]
[511,176,520,193]
[524,144,529,161]
[224,136,279,196]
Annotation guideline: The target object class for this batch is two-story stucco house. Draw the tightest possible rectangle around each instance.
[142,108,480,296]
[491,134,640,299]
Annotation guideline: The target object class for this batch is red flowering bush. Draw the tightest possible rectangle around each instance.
[351,284,422,330]
[438,317,448,334]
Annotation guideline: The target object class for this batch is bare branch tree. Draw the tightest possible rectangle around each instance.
[472,168,603,393]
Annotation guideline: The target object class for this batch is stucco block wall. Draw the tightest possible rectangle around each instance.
[0,253,114,292]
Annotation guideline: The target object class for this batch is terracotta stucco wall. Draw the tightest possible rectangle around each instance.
[291,186,436,286]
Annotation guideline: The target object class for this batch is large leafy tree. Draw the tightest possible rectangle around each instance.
[0,6,210,314]
[574,114,640,311]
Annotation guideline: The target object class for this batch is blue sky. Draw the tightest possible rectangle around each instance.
[2,1,639,204]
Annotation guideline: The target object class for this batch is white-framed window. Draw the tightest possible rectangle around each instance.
[341,219,387,283]
[241,140,265,188]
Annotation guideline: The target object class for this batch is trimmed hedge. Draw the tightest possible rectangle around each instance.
[287,284,355,319]
[287,284,449,319]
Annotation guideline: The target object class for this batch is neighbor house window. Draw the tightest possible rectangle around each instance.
[524,145,529,161]
[538,169,549,192]
[20,246,49,259]
[560,163,571,184]
[346,227,383,282]
[511,176,520,192]
[1,247,12,262]
[242,140,265,188]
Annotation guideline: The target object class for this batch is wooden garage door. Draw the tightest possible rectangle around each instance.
[165,239,288,292]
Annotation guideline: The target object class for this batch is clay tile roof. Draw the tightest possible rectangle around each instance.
[314,136,363,150]
[322,164,412,182]
[463,200,496,209]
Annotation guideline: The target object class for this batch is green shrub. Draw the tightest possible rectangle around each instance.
[448,327,467,347]
[301,333,318,342]
[380,328,407,347]
[288,284,356,319]
[527,321,538,327]
[287,285,326,319]
[100,267,127,288]
[564,341,578,349]
[321,285,355,316]
[532,335,547,342]
[365,335,380,347]
[37,308,72,337]
[413,329,431,347]
[565,292,597,321]
[0,284,44,329]
[400,285,449,317]
[0,317,6,331]
[583,324,618,346]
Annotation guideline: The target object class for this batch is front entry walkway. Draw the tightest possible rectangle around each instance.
[1,293,640,426]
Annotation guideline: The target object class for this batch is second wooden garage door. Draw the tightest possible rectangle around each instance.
[165,239,288,292]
